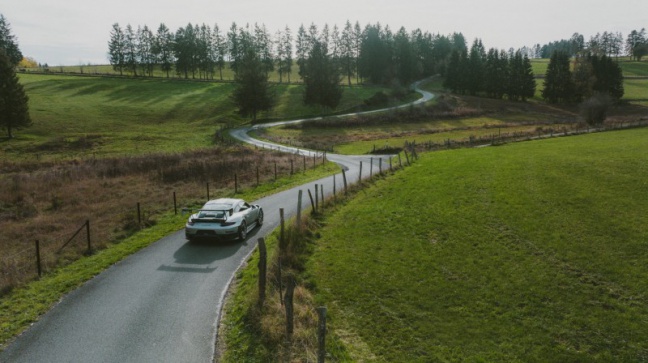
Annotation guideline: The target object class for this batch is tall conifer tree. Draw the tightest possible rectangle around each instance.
[0,50,31,138]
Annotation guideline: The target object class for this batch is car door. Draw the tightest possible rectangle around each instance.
[238,201,251,224]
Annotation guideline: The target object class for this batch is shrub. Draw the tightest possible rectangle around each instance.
[580,93,611,126]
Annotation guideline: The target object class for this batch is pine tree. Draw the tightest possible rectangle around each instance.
[108,23,125,76]
[227,23,241,73]
[138,25,155,77]
[393,27,418,85]
[231,48,275,121]
[519,53,536,101]
[154,23,174,78]
[542,51,574,104]
[340,20,356,87]
[0,50,31,138]
[443,50,461,93]
[466,39,485,95]
[124,24,139,76]
[303,40,343,110]
[0,15,22,66]
[295,24,308,80]
[591,54,624,101]
[276,26,293,83]
[212,23,226,81]
[484,48,503,98]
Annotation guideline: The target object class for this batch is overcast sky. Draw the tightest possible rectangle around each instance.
[4,0,647,65]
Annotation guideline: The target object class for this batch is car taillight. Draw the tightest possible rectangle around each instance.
[221,221,236,226]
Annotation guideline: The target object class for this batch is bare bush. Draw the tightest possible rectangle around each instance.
[0,146,310,293]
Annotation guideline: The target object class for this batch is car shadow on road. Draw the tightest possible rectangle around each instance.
[157,239,245,273]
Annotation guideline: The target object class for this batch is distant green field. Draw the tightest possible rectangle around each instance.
[4,74,385,161]
[310,128,648,362]
[531,58,648,77]
[22,62,362,86]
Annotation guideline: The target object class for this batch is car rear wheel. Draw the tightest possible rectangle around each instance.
[238,221,247,241]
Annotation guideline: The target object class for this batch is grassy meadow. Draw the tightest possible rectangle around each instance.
[4,73,386,161]
[257,60,648,156]
[306,128,648,361]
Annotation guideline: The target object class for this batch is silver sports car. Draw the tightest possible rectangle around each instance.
[185,198,263,241]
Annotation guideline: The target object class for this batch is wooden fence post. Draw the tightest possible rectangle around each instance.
[137,203,141,226]
[320,185,324,208]
[398,153,402,168]
[358,162,363,183]
[303,155,306,172]
[279,208,286,250]
[317,306,327,363]
[297,190,303,229]
[86,220,91,253]
[173,191,177,215]
[333,174,336,197]
[35,240,42,278]
[315,184,319,211]
[404,150,410,166]
[342,169,348,195]
[284,277,295,339]
[308,189,316,213]
[258,238,267,308]
[290,159,294,175]
[370,157,373,177]
[379,158,383,174]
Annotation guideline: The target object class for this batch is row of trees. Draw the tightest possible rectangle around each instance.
[539,29,648,60]
[542,51,624,104]
[107,21,471,87]
[443,40,536,101]
[0,14,31,138]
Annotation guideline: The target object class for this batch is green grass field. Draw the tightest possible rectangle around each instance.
[4,74,386,161]
[531,58,648,77]
[308,128,648,362]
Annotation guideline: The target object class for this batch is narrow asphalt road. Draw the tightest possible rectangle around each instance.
[0,82,434,363]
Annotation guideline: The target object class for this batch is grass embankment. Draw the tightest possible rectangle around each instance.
[307,128,648,361]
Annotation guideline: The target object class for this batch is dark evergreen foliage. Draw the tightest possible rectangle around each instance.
[0,15,22,66]
[542,51,574,104]
[302,41,343,110]
[0,50,31,138]
[231,48,275,121]
[108,23,125,76]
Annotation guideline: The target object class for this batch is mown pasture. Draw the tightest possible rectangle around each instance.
[3,74,386,161]
[308,128,648,361]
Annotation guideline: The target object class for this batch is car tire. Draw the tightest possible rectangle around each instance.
[257,210,264,226]
[238,221,247,241]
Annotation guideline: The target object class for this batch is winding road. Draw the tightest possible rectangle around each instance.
[0,82,434,363]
